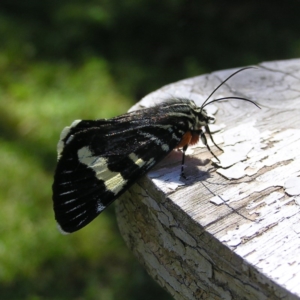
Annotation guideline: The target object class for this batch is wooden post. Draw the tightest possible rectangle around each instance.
[115,59,300,300]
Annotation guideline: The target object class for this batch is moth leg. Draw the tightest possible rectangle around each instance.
[180,144,188,179]
[200,130,220,162]
[205,124,223,151]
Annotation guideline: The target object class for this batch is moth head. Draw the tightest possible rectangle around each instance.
[196,108,215,128]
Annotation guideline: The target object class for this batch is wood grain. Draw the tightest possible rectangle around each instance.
[115,59,300,300]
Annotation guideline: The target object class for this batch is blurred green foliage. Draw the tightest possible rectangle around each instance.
[0,0,300,299]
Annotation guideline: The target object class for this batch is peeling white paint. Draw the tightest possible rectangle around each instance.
[221,121,260,146]
[210,196,224,206]
[208,123,225,133]
[205,104,218,115]
[210,127,300,194]
[214,143,253,168]
[217,162,247,179]
[148,168,185,192]
[284,177,300,196]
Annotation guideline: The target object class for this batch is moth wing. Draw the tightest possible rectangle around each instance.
[52,120,183,233]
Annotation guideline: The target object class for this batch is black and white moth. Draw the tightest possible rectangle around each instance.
[52,67,259,234]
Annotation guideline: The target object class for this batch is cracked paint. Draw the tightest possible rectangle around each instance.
[116,60,300,300]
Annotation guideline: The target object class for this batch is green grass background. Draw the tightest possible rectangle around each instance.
[1,1,300,299]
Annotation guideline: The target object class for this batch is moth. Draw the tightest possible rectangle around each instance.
[52,67,259,234]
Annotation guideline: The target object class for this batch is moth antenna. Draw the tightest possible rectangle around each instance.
[200,66,256,111]
[203,96,260,109]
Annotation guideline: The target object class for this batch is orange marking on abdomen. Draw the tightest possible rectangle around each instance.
[176,131,200,149]
[176,131,192,148]
[190,133,200,145]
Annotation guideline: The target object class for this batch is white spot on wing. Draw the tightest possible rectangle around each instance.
[105,173,127,194]
[129,153,146,167]
[97,202,106,213]
[172,133,180,141]
[78,146,99,166]
[60,190,76,196]
[162,144,169,152]
[65,135,74,144]
[65,203,85,213]
[139,131,163,146]
[146,157,155,168]
[70,119,83,128]
[139,132,171,152]
[63,198,77,204]
[78,146,128,195]
[57,119,82,160]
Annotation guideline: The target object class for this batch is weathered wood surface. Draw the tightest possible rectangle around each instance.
[115,59,300,300]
